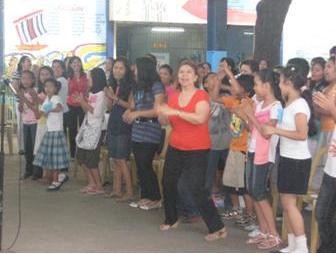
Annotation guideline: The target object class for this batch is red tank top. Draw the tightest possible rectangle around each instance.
[168,89,211,151]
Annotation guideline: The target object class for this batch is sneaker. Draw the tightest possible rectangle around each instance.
[58,174,69,184]
[248,228,261,238]
[47,181,62,191]
[304,204,313,212]
[244,223,259,232]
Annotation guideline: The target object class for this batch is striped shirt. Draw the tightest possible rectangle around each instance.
[131,82,164,144]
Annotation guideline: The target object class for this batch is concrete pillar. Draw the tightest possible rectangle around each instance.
[207,0,228,71]
[106,0,114,58]
[0,0,4,76]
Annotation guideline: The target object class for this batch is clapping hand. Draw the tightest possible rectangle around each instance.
[122,109,138,124]
[157,104,177,117]
[313,92,335,112]
[329,139,336,157]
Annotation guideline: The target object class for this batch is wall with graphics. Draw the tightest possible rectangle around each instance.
[4,0,106,73]
[109,0,259,26]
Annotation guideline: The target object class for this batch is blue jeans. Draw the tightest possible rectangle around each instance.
[316,173,336,253]
[23,124,37,176]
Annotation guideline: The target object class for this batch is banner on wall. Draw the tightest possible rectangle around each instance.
[4,0,106,72]
[109,0,259,26]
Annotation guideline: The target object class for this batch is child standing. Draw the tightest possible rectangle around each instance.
[33,66,54,181]
[17,70,38,179]
[263,65,316,253]
[34,78,70,191]
[210,62,255,224]
[243,69,283,249]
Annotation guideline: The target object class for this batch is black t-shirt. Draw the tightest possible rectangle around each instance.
[107,82,133,135]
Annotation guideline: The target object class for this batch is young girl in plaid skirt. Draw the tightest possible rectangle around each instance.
[34,78,70,191]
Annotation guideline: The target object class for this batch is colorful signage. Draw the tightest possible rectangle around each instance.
[4,0,107,71]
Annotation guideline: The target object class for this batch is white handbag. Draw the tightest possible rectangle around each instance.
[76,115,103,150]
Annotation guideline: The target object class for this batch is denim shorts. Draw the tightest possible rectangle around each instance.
[108,134,131,160]
[246,153,271,201]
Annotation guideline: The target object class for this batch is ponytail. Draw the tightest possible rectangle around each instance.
[256,69,284,106]
[283,65,317,137]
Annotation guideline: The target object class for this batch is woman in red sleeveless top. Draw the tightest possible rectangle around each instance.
[157,60,227,241]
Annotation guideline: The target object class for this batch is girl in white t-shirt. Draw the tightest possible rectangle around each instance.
[263,65,316,253]
[34,78,70,191]
[243,69,283,249]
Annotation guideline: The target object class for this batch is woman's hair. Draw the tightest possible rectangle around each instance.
[109,57,134,97]
[220,57,237,75]
[17,55,31,73]
[144,53,157,67]
[38,66,54,93]
[282,65,317,136]
[311,57,326,69]
[286,58,310,78]
[256,69,284,105]
[237,74,255,98]
[159,64,173,76]
[67,56,85,79]
[203,62,212,71]
[240,59,259,73]
[90,68,107,93]
[44,78,61,94]
[21,70,36,88]
[135,56,160,91]
[52,59,67,78]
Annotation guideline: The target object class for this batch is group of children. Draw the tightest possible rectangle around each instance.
[10,52,336,252]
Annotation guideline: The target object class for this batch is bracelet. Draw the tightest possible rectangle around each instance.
[176,110,182,117]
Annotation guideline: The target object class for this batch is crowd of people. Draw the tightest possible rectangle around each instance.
[9,47,336,252]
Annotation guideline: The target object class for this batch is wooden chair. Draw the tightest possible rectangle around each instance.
[153,126,171,197]
[281,146,328,252]
[0,104,14,154]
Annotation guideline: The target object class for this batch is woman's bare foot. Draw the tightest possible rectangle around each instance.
[104,191,122,198]
[160,221,179,231]
[205,227,228,241]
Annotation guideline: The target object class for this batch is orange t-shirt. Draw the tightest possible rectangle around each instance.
[222,96,250,152]
[168,90,211,151]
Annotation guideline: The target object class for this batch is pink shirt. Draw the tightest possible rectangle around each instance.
[22,92,37,124]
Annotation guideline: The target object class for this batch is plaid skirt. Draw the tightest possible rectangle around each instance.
[34,131,70,170]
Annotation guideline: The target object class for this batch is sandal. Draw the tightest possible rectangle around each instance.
[205,227,228,241]
[139,201,162,210]
[104,191,122,198]
[160,222,179,231]
[246,232,268,244]
[257,235,282,250]
[129,199,150,208]
[116,195,135,203]
[87,189,105,195]
[80,186,95,193]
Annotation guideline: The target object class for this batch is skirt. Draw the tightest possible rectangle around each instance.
[278,156,311,195]
[107,134,131,160]
[223,150,246,192]
[34,131,70,170]
[76,142,102,169]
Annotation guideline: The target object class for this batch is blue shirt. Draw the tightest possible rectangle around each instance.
[131,82,164,144]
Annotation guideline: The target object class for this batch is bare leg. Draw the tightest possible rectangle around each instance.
[116,159,133,197]
[254,202,269,234]
[111,159,123,195]
[258,199,278,236]
[231,194,239,209]
[90,168,104,191]
[243,194,254,215]
[281,194,305,236]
